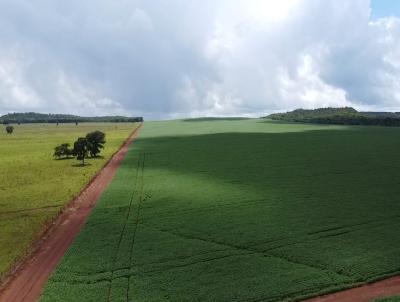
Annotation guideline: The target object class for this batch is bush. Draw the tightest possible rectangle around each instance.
[5,125,14,134]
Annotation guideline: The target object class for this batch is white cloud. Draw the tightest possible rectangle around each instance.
[55,71,129,116]
[0,53,43,111]
[278,54,350,109]
[0,0,399,119]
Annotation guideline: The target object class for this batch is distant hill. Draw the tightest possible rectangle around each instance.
[0,112,143,124]
[267,107,400,126]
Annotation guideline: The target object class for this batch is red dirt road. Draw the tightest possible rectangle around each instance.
[0,124,142,302]
[1,122,399,302]
[303,275,400,302]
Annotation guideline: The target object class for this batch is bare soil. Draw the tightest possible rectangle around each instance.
[303,276,400,302]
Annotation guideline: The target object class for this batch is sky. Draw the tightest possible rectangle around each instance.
[0,0,399,120]
[371,0,400,19]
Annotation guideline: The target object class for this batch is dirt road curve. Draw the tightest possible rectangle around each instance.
[304,275,400,302]
[0,124,142,302]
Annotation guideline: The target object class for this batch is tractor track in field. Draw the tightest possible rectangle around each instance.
[0,205,62,217]
[0,123,142,302]
[2,122,400,302]
[126,153,146,301]
[106,152,143,302]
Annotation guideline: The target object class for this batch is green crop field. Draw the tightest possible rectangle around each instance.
[41,119,400,301]
[0,123,137,280]
[375,297,400,302]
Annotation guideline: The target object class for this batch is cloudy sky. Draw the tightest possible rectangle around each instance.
[0,0,399,119]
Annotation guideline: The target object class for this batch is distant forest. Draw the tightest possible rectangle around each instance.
[267,107,400,126]
[1,112,143,124]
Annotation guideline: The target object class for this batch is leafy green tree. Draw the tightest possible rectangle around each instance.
[73,137,89,165]
[53,143,73,159]
[5,125,14,134]
[86,131,106,157]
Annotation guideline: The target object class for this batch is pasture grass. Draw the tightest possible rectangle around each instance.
[0,123,137,279]
[41,119,400,301]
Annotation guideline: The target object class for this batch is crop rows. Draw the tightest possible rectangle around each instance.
[41,119,400,301]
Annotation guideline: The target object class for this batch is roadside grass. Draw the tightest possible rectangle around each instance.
[41,119,400,301]
[0,123,137,280]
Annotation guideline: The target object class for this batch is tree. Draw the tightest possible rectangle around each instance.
[54,143,73,159]
[86,131,106,157]
[5,125,14,134]
[73,137,89,165]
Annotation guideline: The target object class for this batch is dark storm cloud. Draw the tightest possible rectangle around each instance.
[0,0,399,119]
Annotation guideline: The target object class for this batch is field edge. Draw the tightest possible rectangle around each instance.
[0,123,142,298]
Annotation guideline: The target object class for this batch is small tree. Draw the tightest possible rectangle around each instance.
[5,125,14,134]
[54,143,73,159]
[86,131,106,157]
[73,137,89,165]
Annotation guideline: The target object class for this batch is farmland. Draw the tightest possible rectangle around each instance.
[40,119,400,301]
[0,123,137,280]
[375,297,400,302]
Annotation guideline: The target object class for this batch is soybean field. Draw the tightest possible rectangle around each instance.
[41,119,400,301]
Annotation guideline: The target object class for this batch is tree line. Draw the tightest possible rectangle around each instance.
[267,107,400,127]
[1,112,143,124]
[54,131,106,166]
